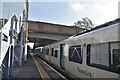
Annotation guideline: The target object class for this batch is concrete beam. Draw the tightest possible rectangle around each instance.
[28,21,85,36]
[28,37,57,46]
[28,31,69,41]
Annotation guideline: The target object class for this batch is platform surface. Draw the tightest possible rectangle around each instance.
[12,54,41,78]
[10,53,67,80]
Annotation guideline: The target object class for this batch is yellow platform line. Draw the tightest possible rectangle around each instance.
[32,56,45,80]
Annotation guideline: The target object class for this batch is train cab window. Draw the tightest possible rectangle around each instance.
[69,45,82,64]
[51,48,54,56]
[54,50,58,58]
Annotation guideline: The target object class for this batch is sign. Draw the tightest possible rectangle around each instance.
[2,34,8,42]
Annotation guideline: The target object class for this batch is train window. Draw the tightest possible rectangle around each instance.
[110,42,120,73]
[36,49,40,54]
[88,42,120,74]
[89,43,110,70]
[54,50,58,58]
[86,44,91,65]
[100,43,109,66]
[111,49,120,73]
[46,49,49,55]
[43,48,46,54]
[69,45,82,64]
[51,48,54,56]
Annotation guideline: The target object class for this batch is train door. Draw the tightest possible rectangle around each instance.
[60,44,65,69]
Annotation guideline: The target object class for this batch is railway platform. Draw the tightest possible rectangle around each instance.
[6,53,67,80]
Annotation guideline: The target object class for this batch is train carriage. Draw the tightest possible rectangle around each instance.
[50,42,61,68]
[36,19,120,79]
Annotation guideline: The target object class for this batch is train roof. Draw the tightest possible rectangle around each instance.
[73,18,120,37]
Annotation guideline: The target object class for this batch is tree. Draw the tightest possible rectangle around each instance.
[74,17,94,29]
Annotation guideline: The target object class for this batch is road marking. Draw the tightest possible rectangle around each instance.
[32,56,45,80]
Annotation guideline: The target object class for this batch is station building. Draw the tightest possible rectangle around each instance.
[0,0,29,79]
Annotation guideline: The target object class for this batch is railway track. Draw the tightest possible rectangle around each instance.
[33,55,68,80]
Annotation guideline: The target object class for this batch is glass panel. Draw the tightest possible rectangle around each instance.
[51,48,54,56]
[86,44,91,65]
[46,49,49,55]
[100,43,109,66]
[96,44,101,64]
[110,42,120,73]
[54,50,58,58]
[89,42,120,74]
[91,44,97,64]
[69,45,82,64]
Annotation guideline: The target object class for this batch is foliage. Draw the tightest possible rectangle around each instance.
[74,17,94,29]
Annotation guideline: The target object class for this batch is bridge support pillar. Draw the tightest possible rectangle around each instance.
[23,43,28,62]
[22,43,28,62]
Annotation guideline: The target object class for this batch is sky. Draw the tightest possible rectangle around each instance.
[29,0,119,26]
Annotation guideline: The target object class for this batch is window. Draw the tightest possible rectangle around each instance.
[89,43,109,70]
[51,48,54,56]
[46,49,49,55]
[69,45,82,64]
[43,48,45,54]
[87,42,120,74]
[110,42,120,73]
[35,49,39,53]
[54,50,58,58]
[86,44,91,65]
[112,49,120,70]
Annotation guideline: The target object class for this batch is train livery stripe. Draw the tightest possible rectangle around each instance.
[32,56,45,80]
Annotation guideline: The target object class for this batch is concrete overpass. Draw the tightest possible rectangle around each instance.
[28,20,85,46]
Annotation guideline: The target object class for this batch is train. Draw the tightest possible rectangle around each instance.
[35,18,120,79]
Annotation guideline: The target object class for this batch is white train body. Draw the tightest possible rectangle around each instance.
[36,19,120,79]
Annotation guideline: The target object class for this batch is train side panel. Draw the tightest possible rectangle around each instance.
[37,22,120,79]
[64,23,120,78]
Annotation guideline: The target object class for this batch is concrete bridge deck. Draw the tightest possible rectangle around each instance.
[28,20,85,46]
